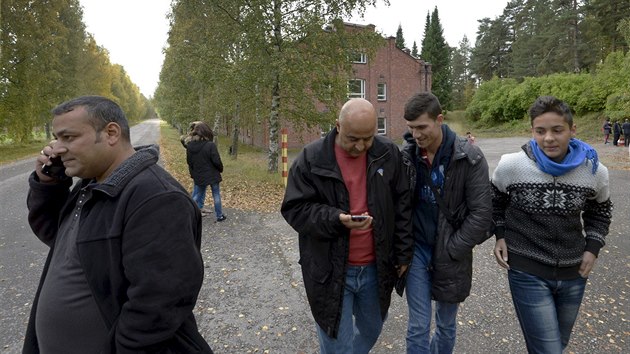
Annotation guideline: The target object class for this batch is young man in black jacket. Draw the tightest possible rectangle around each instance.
[401,92,492,354]
[281,98,413,353]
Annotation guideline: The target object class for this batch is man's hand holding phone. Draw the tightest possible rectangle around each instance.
[36,141,68,182]
[340,213,372,229]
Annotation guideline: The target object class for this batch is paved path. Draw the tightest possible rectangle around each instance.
[2,134,627,353]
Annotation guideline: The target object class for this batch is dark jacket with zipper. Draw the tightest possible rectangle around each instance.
[402,128,493,303]
[281,129,413,338]
[24,145,212,353]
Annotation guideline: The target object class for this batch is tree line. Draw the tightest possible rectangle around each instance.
[154,0,384,172]
[451,0,630,117]
[0,0,153,144]
[3,0,628,159]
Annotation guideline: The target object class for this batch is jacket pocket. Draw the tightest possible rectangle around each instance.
[301,256,332,284]
[431,256,472,303]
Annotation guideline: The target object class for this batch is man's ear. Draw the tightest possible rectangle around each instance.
[103,122,123,145]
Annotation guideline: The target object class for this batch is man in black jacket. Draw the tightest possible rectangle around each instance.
[25,96,212,353]
[281,98,413,353]
[401,92,492,354]
[623,118,630,147]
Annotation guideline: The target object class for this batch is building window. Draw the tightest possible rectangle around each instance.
[350,52,367,64]
[348,79,365,98]
[377,83,387,101]
[377,117,386,135]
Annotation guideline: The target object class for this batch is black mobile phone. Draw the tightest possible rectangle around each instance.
[42,156,67,179]
[350,215,369,221]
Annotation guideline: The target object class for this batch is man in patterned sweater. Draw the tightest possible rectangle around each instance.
[491,96,612,354]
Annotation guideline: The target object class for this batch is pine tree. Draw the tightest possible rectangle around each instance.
[411,41,418,57]
[395,24,405,49]
[420,7,452,110]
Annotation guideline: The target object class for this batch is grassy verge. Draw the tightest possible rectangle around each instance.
[447,110,606,143]
[0,140,47,165]
[159,121,285,213]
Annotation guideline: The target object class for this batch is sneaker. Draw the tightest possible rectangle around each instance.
[201,208,213,214]
[216,215,227,222]
[201,210,212,217]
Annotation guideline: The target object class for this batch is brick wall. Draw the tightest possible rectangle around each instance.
[236,22,432,150]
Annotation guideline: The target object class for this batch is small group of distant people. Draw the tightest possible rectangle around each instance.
[282,93,612,354]
[604,118,630,147]
[23,92,612,353]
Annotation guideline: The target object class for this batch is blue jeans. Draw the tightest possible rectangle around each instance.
[192,183,224,218]
[316,264,384,354]
[508,269,587,354]
[406,242,459,354]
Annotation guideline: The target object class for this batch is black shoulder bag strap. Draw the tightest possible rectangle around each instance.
[422,171,459,229]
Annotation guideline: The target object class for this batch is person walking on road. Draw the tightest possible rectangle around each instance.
[401,92,493,354]
[613,120,621,146]
[602,119,611,144]
[25,96,212,353]
[281,98,413,353]
[492,95,613,353]
[186,121,227,222]
[622,118,630,147]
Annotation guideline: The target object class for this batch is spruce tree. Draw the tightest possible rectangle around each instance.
[421,7,452,110]
[395,24,405,49]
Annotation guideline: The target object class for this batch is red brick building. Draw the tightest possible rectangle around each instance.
[239,22,432,149]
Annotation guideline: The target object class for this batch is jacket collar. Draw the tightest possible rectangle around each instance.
[85,144,160,197]
[319,127,389,163]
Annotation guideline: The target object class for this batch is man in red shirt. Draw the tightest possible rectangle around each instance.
[282,98,413,353]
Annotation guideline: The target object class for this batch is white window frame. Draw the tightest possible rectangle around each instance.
[377,83,387,101]
[350,52,367,64]
[377,116,386,135]
[348,79,365,98]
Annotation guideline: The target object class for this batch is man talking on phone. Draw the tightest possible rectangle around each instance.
[24,96,212,353]
[281,98,413,353]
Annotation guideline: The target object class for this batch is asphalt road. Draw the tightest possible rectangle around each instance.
[1,124,628,353]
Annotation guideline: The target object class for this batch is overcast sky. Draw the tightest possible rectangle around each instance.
[79,0,509,98]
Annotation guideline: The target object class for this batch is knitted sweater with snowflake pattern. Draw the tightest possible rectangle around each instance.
[491,144,613,280]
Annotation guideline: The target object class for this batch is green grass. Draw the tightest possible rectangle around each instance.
[159,122,283,187]
[445,110,606,144]
[0,139,48,164]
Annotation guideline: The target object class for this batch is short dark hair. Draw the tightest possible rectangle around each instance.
[52,96,130,141]
[528,96,573,127]
[192,121,214,141]
[404,92,442,121]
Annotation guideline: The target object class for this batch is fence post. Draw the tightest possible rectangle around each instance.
[281,128,288,187]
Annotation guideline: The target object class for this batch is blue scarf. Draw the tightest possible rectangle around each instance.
[529,138,599,176]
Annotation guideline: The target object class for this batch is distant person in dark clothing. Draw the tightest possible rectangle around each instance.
[186,121,227,222]
[26,95,212,353]
[623,119,630,147]
[602,119,611,144]
[613,120,621,146]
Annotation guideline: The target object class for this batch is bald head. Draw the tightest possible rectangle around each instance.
[335,99,377,157]
[339,98,377,126]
